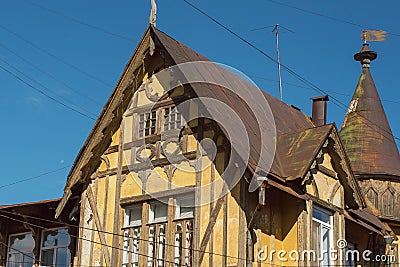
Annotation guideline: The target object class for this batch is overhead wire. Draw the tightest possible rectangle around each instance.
[0,166,69,190]
[265,0,400,38]
[180,0,400,144]
[0,41,103,107]
[22,0,135,43]
[0,57,98,118]
[0,213,187,267]
[0,63,97,120]
[0,24,112,87]
[0,209,248,262]
[249,75,400,106]
[0,211,396,267]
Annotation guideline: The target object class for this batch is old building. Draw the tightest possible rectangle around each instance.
[340,43,400,263]
[51,25,390,267]
[0,199,77,267]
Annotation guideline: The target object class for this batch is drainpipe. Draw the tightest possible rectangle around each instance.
[246,176,269,266]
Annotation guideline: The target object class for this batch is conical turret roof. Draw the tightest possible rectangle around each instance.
[340,44,400,177]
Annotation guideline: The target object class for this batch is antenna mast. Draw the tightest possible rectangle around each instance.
[273,24,283,101]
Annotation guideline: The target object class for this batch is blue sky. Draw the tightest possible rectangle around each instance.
[0,0,399,205]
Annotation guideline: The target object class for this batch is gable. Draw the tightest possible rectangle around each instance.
[301,126,365,209]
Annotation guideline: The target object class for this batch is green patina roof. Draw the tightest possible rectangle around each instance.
[340,45,400,177]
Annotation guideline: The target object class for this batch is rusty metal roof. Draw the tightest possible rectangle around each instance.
[58,26,364,216]
[154,27,316,179]
[0,198,60,210]
[340,44,400,177]
[274,124,334,180]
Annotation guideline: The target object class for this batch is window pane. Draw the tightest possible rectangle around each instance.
[56,247,71,267]
[41,249,54,266]
[177,196,195,219]
[125,206,142,227]
[312,208,330,224]
[42,229,70,247]
[150,202,168,223]
[154,203,168,222]
[10,233,35,251]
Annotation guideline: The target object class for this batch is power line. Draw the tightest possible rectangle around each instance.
[21,0,136,43]
[250,75,400,106]
[0,24,112,87]
[265,0,400,38]
[0,209,248,262]
[0,166,69,190]
[0,41,103,106]
[0,211,396,267]
[180,0,400,144]
[0,57,98,118]
[0,213,188,267]
[0,63,97,120]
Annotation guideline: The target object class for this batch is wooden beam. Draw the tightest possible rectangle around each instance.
[86,185,111,266]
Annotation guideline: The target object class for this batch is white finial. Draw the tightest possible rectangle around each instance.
[150,0,157,27]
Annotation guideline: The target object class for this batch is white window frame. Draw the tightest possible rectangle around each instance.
[39,227,71,267]
[137,110,158,138]
[148,201,168,224]
[162,105,184,132]
[124,204,143,227]
[312,206,334,267]
[7,231,35,267]
[175,195,195,220]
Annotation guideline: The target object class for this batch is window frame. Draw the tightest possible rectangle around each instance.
[161,105,184,133]
[137,110,158,139]
[122,194,195,267]
[312,205,334,267]
[175,195,195,220]
[39,227,71,267]
[7,231,35,267]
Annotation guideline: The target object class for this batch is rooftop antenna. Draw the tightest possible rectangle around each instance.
[251,24,293,101]
[150,0,157,27]
[272,24,283,101]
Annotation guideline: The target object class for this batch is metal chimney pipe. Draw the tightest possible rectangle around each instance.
[310,95,329,126]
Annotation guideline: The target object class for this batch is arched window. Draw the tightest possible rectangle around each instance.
[366,188,378,209]
[382,188,394,217]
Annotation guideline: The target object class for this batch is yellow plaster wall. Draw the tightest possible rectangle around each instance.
[120,173,142,198]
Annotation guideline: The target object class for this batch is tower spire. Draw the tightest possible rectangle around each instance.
[340,42,400,177]
[149,0,157,27]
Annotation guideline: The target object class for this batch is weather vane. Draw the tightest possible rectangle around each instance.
[361,30,387,43]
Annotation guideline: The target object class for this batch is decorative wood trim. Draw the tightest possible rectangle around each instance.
[111,121,124,266]
[193,118,204,266]
[222,194,228,267]
[317,165,337,179]
[86,185,111,266]
[209,164,215,267]
[120,186,195,206]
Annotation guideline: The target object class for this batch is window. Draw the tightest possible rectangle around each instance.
[312,206,333,267]
[382,189,394,217]
[139,111,157,137]
[174,196,194,267]
[149,202,168,223]
[175,195,194,219]
[123,205,142,267]
[123,196,194,267]
[7,232,35,267]
[163,107,183,131]
[40,228,71,267]
[366,188,378,209]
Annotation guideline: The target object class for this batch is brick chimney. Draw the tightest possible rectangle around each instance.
[310,95,329,126]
